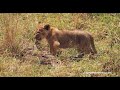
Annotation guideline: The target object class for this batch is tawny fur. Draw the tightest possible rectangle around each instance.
[35,24,97,56]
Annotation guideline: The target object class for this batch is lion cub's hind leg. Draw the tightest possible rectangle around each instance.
[77,44,93,58]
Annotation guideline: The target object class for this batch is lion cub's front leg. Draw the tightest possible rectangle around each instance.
[50,41,60,56]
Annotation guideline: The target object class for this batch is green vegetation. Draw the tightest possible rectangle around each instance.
[0,13,120,77]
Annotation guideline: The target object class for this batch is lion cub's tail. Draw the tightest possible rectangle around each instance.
[90,36,97,54]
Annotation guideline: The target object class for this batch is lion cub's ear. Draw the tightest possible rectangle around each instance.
[44,24,50,30]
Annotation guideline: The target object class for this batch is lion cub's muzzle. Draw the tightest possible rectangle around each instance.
[35,33,42,41]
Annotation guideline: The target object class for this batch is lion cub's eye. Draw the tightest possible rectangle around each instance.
[37,31,40,33]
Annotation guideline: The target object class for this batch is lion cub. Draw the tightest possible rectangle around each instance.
[35,24,97,58]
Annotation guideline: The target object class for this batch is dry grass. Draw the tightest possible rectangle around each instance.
[0,13,120,77]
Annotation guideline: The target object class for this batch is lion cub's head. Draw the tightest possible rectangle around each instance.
[35,24,50,41]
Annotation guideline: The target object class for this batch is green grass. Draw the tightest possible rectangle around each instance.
[0,13,120,77]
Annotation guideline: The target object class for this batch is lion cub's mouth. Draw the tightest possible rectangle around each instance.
[35,34,42,40]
